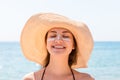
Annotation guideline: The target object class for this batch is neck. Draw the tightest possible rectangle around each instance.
[46,54,71,76]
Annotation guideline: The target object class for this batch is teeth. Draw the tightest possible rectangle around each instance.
[54,46,64,48]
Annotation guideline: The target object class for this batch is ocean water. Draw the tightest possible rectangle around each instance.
[0,42,120,80]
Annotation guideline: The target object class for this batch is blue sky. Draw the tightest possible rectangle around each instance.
[0,0,120,41]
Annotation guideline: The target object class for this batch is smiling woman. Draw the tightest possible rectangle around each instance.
[20,13,94,80]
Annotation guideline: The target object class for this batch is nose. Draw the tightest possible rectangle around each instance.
[54,34,63,43]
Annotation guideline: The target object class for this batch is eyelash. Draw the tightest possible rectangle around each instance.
[50,35,56,38]
[63,35,69,38]
[49,35,69,38]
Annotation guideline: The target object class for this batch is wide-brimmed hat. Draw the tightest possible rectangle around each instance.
[20,13,94,68]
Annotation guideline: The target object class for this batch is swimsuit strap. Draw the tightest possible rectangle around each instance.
[41,67,46,80]
[70,68,75,80]
[41,67,75,80]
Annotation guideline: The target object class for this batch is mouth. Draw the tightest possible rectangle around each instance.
[52,45,66,49]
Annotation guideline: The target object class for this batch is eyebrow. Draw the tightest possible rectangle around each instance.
[50,31,56,33]
[62,30,71,33]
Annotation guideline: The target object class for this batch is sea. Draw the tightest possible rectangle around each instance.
[0,41,120,80]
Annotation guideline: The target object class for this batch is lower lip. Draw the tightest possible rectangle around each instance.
[52,47,65,52]
[53,47,65,49]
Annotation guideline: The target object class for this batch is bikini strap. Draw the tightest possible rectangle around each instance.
[70,68,75,80]
[41,67,46,80]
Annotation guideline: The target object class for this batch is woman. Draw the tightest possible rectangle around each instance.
[20,13,94,80]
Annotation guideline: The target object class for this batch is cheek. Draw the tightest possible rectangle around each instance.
[47,38,55,42]
[46,40,56,53]
[66,40,74,48]
[62,38,71,41]
[46,40,51,50]
[70,40,75,48]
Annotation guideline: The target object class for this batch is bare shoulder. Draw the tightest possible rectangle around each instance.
[23,68,45,80]
[73,70,95,80]
[22,72,34,80]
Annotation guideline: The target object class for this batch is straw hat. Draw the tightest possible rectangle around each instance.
[20,13,94,68]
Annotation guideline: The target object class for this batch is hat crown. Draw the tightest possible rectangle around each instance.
[37,13,69,22]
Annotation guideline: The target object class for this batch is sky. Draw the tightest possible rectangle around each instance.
[0,0,120,42]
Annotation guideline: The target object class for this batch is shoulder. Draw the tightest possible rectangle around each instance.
[23,68,45,80]
[22,72,34,80]
[80,73,94,80]
[73,70,95,80]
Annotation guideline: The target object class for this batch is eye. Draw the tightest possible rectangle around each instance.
[50,35,56,38]
[63,35,69,38]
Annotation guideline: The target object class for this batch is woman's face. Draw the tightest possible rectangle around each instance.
[46,28,75,56]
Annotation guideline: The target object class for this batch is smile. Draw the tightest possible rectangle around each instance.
[52,45,65,49]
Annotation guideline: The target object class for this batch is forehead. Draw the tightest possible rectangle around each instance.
[48,27,71,33]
